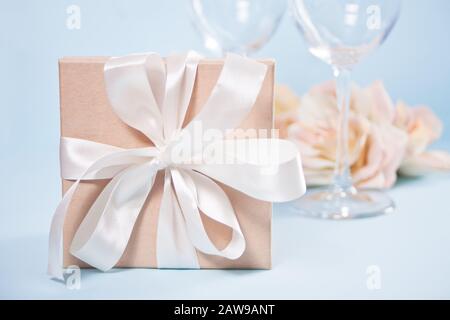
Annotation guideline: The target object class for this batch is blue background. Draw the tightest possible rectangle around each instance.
[1,0,449,299]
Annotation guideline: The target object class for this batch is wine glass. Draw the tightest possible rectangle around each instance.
[289,0,402,219]
[189,0,287,56]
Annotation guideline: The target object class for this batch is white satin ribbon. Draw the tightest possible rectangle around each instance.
[48,52,306,280]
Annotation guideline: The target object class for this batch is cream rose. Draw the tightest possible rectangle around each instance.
[275,81,450,189]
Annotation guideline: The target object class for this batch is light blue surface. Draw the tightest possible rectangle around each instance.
[1,0,450,299]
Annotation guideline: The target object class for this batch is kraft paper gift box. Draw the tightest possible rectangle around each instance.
[58,56,275,269]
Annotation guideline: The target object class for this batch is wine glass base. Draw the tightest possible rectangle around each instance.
[288,187,395,220]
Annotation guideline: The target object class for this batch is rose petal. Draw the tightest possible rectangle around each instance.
[275,85,300,115]
[304,169,334,186]
[395,102,443,157]
[310,80,337,97]
[352,124,407,189]
[399,150,450,176]
[367,80,395,123]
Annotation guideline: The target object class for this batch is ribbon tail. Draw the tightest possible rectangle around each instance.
[47,181,80,280]
[156,170,199,268]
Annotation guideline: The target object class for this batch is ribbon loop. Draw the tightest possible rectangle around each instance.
[70,161,159,271]
[180,54,268,156]
[187,139,306,202]
[104,53,166,147]
[170,168,245,258]
[162,52,201,141]
[180,169,245,259]
[48,142,159,279]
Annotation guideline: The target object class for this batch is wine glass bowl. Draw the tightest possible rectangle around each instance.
[290,0,401,67]
[288,0,402,220]
[189,0,287,56]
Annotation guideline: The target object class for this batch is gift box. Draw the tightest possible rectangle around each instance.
[48,53,305,278]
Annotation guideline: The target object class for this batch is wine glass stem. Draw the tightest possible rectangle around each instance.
[332,66,353,192]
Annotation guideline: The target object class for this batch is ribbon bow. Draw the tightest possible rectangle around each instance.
[48,52,306,279]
